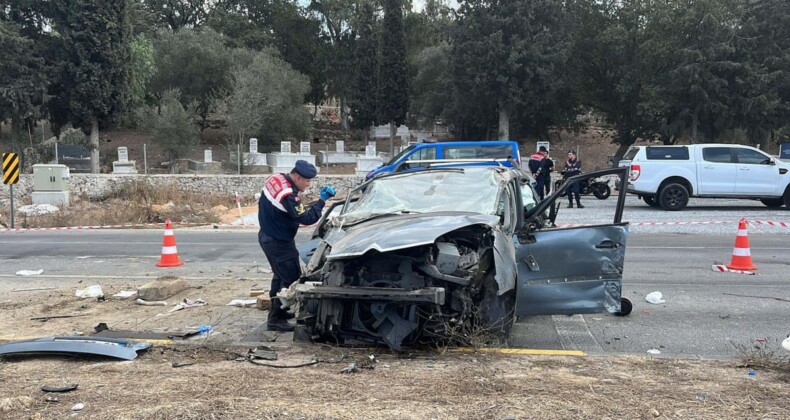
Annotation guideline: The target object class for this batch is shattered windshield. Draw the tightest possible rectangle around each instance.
[342,169,501,224]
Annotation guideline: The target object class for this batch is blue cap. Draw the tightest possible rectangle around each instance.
[293,160,317,179]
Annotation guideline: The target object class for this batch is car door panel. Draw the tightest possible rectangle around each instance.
[698,147,736,194]
[734,148,778,195]
[514,224,628,316]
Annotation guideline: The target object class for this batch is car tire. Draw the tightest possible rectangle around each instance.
[592,184,611,200]
[659,183,689,211]
[643,195,660,207]
[476,271,515,340]
[615,297,633,317]
[783,189,790,208]
[760,198,784,208]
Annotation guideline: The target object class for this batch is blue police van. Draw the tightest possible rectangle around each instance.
[365,140,522,179]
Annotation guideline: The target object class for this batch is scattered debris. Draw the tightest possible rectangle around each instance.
[171,361,196,368]
[647,349,662,355]
[44,396,59,403]
[248,347,278,361]
[136,298,168,306]
[71,403,84,411]
[92,323,203,341]
[168,298,207,313]
[249,290,267,297]
[31,315,88,322]
[257,267,272,274]
[645,292,665,304]
[719,314,731,319]
[226,299,257,307]
[12,286,56,292]
[15,269,44,276]
[256,295,271,311]
[0,336,151,360]
[711,264,755,275]
[75,285,104,299]
[782,337,790,353]
[112,290,137,299]
[41,384,78,393]
[137,276,189,301]
[340,362,358,374]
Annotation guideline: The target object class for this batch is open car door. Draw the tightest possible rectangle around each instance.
[514,167,630,316]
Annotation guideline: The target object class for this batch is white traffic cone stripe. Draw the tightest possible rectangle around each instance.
[732,248,751,256]
[737,229,748,235]
[161,246,178,254]
[164,229,174,235]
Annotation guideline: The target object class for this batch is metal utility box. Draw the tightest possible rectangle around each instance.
[33,164,70,192]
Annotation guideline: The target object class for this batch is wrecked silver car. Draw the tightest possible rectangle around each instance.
[294,166,631,350]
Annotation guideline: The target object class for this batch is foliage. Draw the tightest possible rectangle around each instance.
[409,42,453,125]
[149,27,235,127]
[48,0,131,173]
[378,0,409,128]
[0,19,46,137]
[451,0,576,140]
[129,34,156,109]
[142,0,210,30]
[137,89,200,164]
[349,2,379,130]
[215,50,311,150]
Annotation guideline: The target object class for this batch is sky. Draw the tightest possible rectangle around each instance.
[413,0,459,12]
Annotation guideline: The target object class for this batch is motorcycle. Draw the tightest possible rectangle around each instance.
[554,172,611,200]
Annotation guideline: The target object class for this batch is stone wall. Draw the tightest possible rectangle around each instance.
[0,174,366,204]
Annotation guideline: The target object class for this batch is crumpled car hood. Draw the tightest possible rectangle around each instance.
[324,213,500,260]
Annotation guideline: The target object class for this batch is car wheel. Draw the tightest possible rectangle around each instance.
[783,189,790,208]
[760,198,784,208]
[659,183,689,211]
[615,297,633,317]
[476,271,515,340]
[643,195,660,207]
[593,184,611,200]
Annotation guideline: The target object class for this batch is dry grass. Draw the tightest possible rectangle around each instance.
[1,346,788,419]
[731,338,790,371]
[15,181,233,228]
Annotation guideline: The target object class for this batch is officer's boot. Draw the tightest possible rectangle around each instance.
[267,298,294,332]
[567,198,573,208]
[576,198,584,209]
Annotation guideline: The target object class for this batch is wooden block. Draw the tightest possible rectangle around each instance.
[249,290,267,297]
[137,276,188,301]
[256,295,271,311]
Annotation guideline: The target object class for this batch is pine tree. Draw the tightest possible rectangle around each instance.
[350,3,379,132]
[50,0,131,173]
[378,0,409,155]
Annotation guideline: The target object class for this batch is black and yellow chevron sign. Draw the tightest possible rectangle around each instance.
[2,152,20,185]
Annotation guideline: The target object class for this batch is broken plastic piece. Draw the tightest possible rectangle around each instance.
[168,298,207,312]
[75,285,104,299]
[645,291,665,304]
[41,384,79,393]
[647,349,661,355]
[113,290,137,298]
[136,298,168,306]
[226,299,257,307]
[0,336,151,360]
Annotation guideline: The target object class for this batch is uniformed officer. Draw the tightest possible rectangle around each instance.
[258,160,335,331]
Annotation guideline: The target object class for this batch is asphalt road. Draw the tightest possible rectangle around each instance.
[1,226,788,359]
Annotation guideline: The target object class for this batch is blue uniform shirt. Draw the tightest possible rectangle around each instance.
[258,173,325,242]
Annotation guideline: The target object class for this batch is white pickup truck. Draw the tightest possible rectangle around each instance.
[620,144,790,210]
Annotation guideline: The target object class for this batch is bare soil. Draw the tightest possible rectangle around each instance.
[1,279,789,419]
[1,346,788,419]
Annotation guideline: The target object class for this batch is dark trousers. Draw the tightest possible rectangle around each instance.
[259,236,301,322]
[568,181,581,204]
[536,176,549,200]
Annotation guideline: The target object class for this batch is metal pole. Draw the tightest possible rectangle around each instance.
[143,143,148,174]
[9,184,14,229]
[237,143,241,175]
[54,142,58,164]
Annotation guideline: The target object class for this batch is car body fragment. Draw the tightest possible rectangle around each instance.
[0,336,152,360]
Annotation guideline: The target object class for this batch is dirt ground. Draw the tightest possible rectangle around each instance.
[1,275,789,419]
[1,346,788,419]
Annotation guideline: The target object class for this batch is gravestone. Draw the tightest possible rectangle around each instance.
[336,141,345,153]
[112,146,138,174]
[268,141,316,174]
[300,142,311,155]
[204,149,213,163]
[357,141,383,176]
[280,142,291,153]
[250,138,258,154]
[365,142,377,157]
[188,148,221,174]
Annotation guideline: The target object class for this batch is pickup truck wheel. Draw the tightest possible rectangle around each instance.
[659,183,689,211]
[642,195,660,207]
[760,198,784,208]
[784,189,790,208]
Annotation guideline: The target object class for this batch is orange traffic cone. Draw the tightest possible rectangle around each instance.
[156,219,184,267]
[726,218,757,271]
